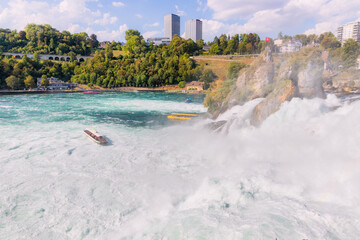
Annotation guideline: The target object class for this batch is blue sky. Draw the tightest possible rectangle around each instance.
[0,0,359,42]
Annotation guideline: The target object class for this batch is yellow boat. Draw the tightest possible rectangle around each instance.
[167,115,190,120]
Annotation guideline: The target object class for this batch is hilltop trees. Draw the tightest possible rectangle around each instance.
[70,29,211,88]
[0,24,99,55]
[209,33,262,55]
[319,32,341,49]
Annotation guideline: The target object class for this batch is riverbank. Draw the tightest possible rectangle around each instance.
[0,86,206,95]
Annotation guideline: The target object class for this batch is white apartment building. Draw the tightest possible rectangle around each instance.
[185,19,202,42]
[164,14,180,41]
[337,21,360,43]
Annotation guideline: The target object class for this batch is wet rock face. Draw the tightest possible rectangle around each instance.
[297,62,325,99]
[235,50,275,100]
[251,80,296,126]
[205,120,227,132]
[210,48,327,128]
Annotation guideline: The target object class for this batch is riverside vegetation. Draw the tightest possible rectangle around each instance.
[0,25,216,90]
[0,24,272,90]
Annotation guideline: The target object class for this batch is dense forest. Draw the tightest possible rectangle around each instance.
[0,24,99,55]
[0,26,216,89]
[71,31,214,88]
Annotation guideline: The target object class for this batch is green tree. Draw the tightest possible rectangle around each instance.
[105,45,113,60]
[24,75,36,89]
[41,74,49,88]
[125,29,141,41]
[210,43,220,55]
[33,51,40,62]
[320,36,341,49]
[219,34,228,53]
[178,81,186,88]
[5,75,22,90]
[342,39,360,68]
[89,34,99,48]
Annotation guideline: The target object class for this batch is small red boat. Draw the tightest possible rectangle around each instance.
[84,128,108,144]
[83,91,99,94]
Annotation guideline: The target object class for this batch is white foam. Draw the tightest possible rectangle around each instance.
[1,95,360,239]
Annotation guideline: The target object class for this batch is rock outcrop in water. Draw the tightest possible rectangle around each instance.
[207,47,326,127]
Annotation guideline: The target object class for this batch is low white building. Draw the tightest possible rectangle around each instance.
[147,37,170,46]
[274,39,283,47]
[280,40,302,53]
[357,56,360,70]
[37,77,77,90]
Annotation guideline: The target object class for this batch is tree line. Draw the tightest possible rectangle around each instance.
[207,33,263,55]
[0,24,100,56]
[71,31,215,88]
[0,29,216,90]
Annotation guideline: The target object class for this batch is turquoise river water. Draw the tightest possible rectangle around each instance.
[1,92,360,239]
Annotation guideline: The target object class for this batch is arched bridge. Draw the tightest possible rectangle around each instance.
[2,52,93,62]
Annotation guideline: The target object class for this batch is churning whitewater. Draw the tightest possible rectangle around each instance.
[1,92,360,239]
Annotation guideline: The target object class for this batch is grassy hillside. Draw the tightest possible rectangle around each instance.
[193,56,256,81]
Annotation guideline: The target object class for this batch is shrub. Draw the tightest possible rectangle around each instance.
[178,81,186,88]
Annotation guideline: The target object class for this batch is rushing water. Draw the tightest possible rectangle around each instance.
[1,92,360,239]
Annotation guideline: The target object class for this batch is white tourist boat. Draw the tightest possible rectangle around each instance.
[83,128,108,144]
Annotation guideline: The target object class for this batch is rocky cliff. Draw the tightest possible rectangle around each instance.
[206,47,326,127]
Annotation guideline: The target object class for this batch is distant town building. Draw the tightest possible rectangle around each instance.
[308,39,320,47]
[147,37,170,46]
[337,21,360,43]
[202,45,211,52]
[37,77,77,90]
[185,19,202,42]
[274,39,283,47]
[164,14,180,41]
[186,81,204,91]
[100,41,111,49]
[357,55,360,70]
[280,40,302,53]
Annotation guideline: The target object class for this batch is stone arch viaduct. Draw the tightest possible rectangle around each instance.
[2,52,93,62]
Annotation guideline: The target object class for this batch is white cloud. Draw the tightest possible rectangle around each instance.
[0,0,101,30]
[112,1,125,7]
[201,19,244,41]
[207,0,287,20]
[94,13,118,25]
[175,5,185,16]
[143,30,162,39]
[144,22,159,28]
[0,0,126,42]
[204,0,360,38]
[304,22,336,35]
[196,0,207,12]
[84,24,128,42]
[135,14,143,19]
